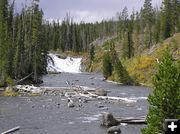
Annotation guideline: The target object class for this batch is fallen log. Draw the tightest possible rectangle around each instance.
[117,116,146,124]
[116,116,146,121]
[15,73,33,84]
[101,112,146,127]
[1,126,20,134]
[118,118,146,124]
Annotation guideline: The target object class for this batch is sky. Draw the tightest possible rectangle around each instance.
[14,0,162,23]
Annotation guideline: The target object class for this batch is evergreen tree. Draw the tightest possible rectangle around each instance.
[121,7,134,59]
[7,0,15,77]
[109,41,133,85]
[171,0,180,33]
[0,0,9,85]
[102,52,112,79]
[89,43,95,62]
[161,0,172,39]
[32,0,43,82]
[142,0,153,48]
[142,49,180,134]
[153,8,161,44]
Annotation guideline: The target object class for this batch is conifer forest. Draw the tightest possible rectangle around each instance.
[0,0,180,134]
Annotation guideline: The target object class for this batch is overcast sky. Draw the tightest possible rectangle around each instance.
[15,0,162,23]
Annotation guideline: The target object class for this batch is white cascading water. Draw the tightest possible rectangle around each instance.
[47,53,82,73]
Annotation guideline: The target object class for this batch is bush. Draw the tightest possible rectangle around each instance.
[142,49,180,134]
[127,56,156,85]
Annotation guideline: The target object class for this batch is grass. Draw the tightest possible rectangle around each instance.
[28,93,41,96]
[2,87,18,97]
[84,46,104,72]
[126,55,156,86]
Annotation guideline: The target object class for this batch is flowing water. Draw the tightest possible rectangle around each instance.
[0,72,151,134]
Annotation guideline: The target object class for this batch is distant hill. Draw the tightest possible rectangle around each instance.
[85,33,180,86]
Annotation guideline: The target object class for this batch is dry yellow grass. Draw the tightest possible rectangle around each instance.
[2,87,18,97]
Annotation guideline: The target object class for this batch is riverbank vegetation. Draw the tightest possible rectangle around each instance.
[0,0,47,86]
[142,49,180,134]
[84,0,180,86]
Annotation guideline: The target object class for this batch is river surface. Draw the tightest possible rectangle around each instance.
[0,72,151,134]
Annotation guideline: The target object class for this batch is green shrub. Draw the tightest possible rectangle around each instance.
[142,49,180,134]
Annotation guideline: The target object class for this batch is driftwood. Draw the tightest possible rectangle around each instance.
[15,73,33,84]
[117,116,146,124]
[1,126,20,134]
[78,89,137,103]
[101,112,146,127]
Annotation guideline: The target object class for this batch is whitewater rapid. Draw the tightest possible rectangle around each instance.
[47,53,82,73]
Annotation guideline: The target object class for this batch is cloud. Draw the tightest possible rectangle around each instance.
[15,0,162,23]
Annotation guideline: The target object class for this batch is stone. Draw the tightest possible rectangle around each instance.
[82,90,88,94]
[82,99,88,103]
[101,112,119,127]
[75,108,80,111]
[68,102,75,108]
[95,88,107,96]
[107,126,121,134]
[96,105,104,108]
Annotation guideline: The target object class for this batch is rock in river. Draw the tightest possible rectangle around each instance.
[107,126,121,134]
[95,88,107,96]
[68,102,75,108]
[101,112,119,127]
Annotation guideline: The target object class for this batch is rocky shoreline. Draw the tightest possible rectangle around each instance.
[0,73,150,134]
[1,84,147,134]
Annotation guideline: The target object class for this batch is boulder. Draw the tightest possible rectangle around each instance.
[95,88,107,96]
[82,90,88,94]
[107,126,121,134]
[68,102,75,108]
[101,112,119,127]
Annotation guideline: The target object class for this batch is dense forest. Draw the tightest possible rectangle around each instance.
[0,0,180,85]
[0,0,180,134]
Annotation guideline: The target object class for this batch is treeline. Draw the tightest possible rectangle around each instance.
[0,0,116,85]
[47,0,180,59]
[0,0,47,85]
[95,0,180,84]
[116,0,180,59]
[43,16,116,52]
[0,0,180,85]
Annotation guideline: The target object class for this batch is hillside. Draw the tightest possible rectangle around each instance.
[85,33,180,86]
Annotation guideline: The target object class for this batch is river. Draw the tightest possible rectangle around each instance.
[0,72,151,134]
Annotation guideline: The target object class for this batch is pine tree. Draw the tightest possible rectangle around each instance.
[7,0,15,77]
[32,0,43,82]
[121,7,134,59]
[109,41,133,85]
[142,0,153,48]
[0,0,9,85]
[171,0,180,33]
[102,52,112,79]
[153,8,161,44]
[142,49,180,134]
[89,43,95,62]
[161,0,172,39]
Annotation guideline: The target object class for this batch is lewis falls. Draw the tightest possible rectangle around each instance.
[47,53,82,73]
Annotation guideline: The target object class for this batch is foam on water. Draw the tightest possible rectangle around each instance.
[47,53,82,73]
